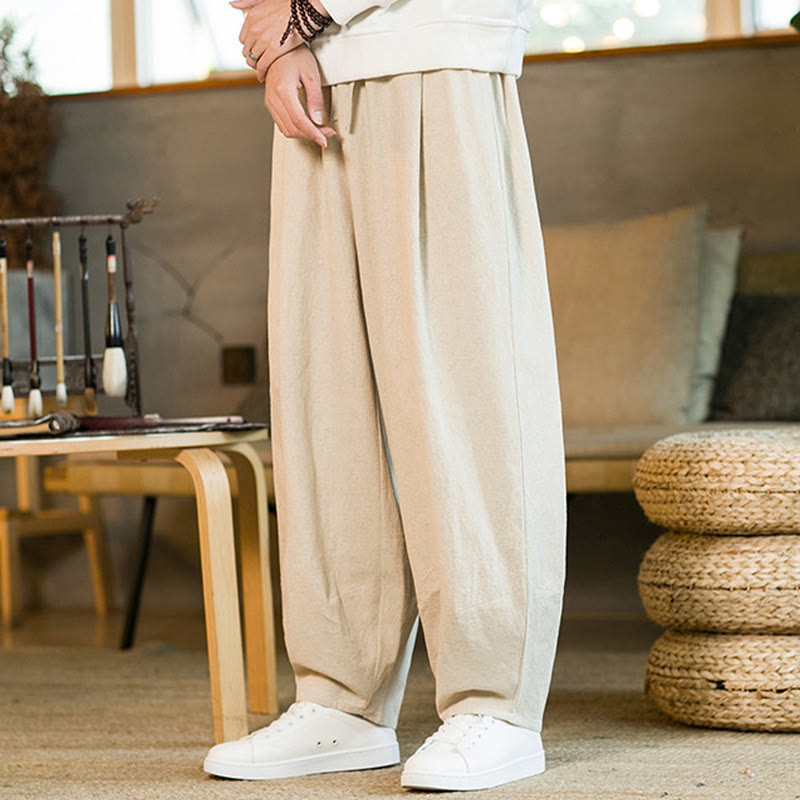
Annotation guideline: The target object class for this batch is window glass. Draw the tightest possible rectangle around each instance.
[526,0,708,53]
[0,0,112,94]
[752,0,797,29]
[135,0,245,86]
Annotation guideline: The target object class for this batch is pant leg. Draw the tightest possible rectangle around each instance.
[342,70,567,732]
[268,100,419,728]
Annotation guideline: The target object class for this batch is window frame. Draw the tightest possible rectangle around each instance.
[110,0,137,88]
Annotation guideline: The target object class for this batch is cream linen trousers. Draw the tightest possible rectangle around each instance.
[268,69,566,733]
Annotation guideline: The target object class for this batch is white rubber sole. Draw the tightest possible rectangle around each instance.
[204,741,400,780]
[400,749,546,792]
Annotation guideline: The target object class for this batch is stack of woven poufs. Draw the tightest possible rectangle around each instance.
[633,428,800,731]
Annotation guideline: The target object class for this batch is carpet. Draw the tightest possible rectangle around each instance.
[0,639,798,799]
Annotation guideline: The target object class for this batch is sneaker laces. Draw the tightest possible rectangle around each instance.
[249,701,316,740]
[423,714,494,752]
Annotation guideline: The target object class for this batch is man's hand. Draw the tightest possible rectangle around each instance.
[231,0,301,81]
[231,0,331,82]
[264,47,336,149]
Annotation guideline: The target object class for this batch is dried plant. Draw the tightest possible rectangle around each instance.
[0,18,59,266]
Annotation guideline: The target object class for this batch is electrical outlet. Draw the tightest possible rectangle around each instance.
[222,345,256,385]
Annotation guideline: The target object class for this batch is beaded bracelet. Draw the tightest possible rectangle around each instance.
[280,0,333,45]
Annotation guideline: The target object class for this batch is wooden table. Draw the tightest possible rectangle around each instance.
[0,428,275,744]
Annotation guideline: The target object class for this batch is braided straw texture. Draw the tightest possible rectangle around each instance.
[633,428,800,534]
[638,532,800,633]
[645,629,800,731]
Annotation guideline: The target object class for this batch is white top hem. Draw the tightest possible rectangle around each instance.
[311,22,529,86]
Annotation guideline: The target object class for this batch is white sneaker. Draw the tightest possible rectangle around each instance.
[203,701,399,780]
[401,714,546,792]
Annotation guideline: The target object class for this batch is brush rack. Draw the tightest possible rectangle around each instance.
[0,199,158,416]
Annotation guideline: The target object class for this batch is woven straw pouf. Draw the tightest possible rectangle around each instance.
[633,428,800,534]
[638,532,800,634]
[645,629,800,731]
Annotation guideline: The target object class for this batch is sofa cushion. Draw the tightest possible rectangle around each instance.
[710,294,800,421]
[563,421,799,461]
[544,204,707,428]
[686,227,743,423]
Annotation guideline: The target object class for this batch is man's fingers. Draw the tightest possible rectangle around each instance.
[238,14,251,44]
[302,69,325,126]
[262,47,334,148]
[283,85,328,147]
[243,43,260,66]
[266,90,298,142]
[266,86,310,144]
[269,103,293,141]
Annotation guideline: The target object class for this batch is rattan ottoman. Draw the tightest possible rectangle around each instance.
[638,532,800,634]
[634,427,800,731]
[633,428,800,534]
[645,630,800,732]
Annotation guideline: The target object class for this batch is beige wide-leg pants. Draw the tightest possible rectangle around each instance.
[268,69,566,733]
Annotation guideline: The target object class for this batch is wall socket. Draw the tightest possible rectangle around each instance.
[221,345,257,385]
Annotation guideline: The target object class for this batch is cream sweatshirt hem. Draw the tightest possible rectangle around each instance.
[309,2,533,86]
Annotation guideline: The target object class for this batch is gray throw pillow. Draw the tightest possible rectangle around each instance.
[685,227,742,423]
[709,295,800,421]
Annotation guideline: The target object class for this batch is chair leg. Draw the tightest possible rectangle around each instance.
[120,496,157,651]
[0,517,21,628]
[222,442,278,715]
[79,495,114,618]
[175,447,247,744]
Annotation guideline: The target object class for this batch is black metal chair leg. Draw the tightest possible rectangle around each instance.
[120,496,158,650]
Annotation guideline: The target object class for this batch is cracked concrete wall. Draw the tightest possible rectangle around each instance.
[47,85,274,424]
[15,41,798,619]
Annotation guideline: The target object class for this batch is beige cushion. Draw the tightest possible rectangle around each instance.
[686,227,743,423]
[563,421,800,461]
[544,205,707,428]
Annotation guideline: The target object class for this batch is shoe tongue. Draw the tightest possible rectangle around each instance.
[256,701,312,737]
[433,714,485,744]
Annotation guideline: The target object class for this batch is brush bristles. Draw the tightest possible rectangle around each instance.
[27,388,43,418]
[102,347,128,398]
[84,387,97,415]
[56,382,68,407]
[1,385,14,415]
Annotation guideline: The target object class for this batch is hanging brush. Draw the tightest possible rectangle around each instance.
[102,233,127,397]
[52,228,67,406]
[0,236,13,413]
[79,232,97,415]
[25,236,43,417]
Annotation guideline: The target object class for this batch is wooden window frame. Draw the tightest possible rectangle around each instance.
[110,0,137,88]
[706,0,743,37]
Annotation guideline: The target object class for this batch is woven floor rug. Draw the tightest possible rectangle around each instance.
[0,641,798,799]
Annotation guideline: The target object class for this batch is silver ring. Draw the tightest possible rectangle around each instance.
[247,50,258,61]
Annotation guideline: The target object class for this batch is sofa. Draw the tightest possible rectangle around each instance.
[543,204,800,493]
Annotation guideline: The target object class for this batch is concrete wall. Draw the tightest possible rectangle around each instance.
[13,39,799,619]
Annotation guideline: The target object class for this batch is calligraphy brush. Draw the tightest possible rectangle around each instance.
[79,232,97,415]
[102,233,127,397]
[52,229,67,406]
[0,237,13,413]
[25,237,43,417]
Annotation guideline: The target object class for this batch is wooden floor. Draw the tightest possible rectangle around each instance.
[0,608,663,655]
[0,609,209,651]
